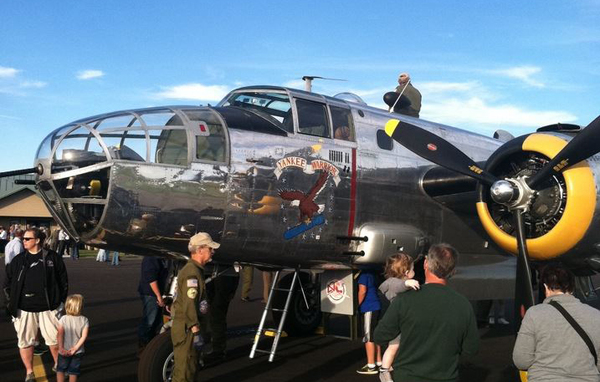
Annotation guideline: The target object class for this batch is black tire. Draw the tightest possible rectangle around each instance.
[137,331,174,382]
[271,272,322,336]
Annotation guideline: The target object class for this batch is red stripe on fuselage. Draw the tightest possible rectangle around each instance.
[347,148,357,236]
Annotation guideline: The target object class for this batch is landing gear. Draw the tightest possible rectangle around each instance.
[271,272,322,336]
[137,331,173,382]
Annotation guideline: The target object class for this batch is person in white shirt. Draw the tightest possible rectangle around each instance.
[58,230,70,257]
[0,226,8,240]
[57,294,89,382]
[4,229,24,265]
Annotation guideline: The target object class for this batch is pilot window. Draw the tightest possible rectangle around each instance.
[330,105,354,141]
[221,91,292,133]
[296,99,330,138]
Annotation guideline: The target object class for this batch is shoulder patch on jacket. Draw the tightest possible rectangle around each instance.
[187,278,198,287]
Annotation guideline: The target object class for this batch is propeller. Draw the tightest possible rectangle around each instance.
[385,119,499,186]
[528,115,600,188]
[384,115,600,324]
[514,210,535,321]
[301,76,346,92]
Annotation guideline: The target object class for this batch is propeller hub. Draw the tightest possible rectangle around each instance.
[490,180,516,204]
[506,176,536,212]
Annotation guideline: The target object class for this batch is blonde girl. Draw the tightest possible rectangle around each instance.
[57,294,90,382]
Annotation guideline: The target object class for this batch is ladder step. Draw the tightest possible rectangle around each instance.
[272,287,292,292]
[262,328,288,337]
[270,308,286,312]
[253,349,272,354]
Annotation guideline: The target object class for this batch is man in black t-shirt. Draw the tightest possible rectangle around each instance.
[3,228,68,382]
[137,256,169,354]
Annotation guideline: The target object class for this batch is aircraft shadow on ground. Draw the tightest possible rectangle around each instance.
[202,335,356,382]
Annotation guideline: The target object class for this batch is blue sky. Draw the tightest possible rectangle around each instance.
[1,0,599,172]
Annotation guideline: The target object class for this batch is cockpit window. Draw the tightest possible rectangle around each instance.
[155,130,188,166]
[330,105,354,141]
[53,126,106,168]
[221,91,291,132]
[296,99,330,138]
[100,130,147,161]
[185,110,228,163]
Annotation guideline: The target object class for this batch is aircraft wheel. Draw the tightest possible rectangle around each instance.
[137,331,174,382]
[271,272,322,336]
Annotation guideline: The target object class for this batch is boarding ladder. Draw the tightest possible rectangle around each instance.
[249,270,306,362]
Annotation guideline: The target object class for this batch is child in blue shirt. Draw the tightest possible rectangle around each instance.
[356,270,382,375]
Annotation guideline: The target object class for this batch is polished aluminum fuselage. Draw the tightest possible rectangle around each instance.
[34,86,509,271]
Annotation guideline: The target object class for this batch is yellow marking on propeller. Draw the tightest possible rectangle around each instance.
[469,165,483,174]
[477,133,596,260]
[385,119,400,137]
[553,159,569,172]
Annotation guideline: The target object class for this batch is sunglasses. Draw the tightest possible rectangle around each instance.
[23,237,36,241]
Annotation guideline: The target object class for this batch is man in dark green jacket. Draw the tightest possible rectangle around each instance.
[171,232,220,382]
[374,244,479,382]
[394,73,422,118]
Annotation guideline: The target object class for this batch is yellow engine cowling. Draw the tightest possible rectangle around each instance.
[476,133,597,261]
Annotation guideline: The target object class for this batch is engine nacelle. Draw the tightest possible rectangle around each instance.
[476,133,598,263]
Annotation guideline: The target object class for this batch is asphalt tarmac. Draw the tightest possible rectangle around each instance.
[0,256,522,382]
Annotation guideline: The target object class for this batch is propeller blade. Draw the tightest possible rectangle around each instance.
[513,210,535,329]
[528,115,600,189]
[385,119,498,186]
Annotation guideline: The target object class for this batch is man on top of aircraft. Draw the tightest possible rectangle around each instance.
[394,72,422,118]
[170,232,219,382]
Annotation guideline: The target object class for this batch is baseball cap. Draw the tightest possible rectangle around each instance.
[189,232,220,249]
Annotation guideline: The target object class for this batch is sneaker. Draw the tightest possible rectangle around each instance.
[379,367,393,382]
[497,317,510,325]
[240,296,250,302]
[356,364,378,375]
[33,343,48,355]
[25,373,35,382]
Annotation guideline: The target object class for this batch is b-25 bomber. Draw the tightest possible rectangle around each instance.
[5,83,600,381]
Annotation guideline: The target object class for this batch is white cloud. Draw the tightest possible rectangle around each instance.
[419,81,480,94]
[282,79,305,89]
[0,66,19,78]
[350,80,576,131]
[422,97,576,129]
[77,70,104,80]
[489,66,545,88]
[155,83,229,101]
[20,81,47,88]
[0,114,20,120]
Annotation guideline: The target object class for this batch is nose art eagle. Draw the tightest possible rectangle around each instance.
[279,170,329,223]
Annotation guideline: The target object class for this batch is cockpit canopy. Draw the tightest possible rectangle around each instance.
[36,107,229,175]
[218,86,356,141]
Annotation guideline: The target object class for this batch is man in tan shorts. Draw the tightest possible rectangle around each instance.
[3,227,69,382]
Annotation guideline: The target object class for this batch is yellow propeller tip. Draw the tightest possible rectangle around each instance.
[385,119,400,137]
